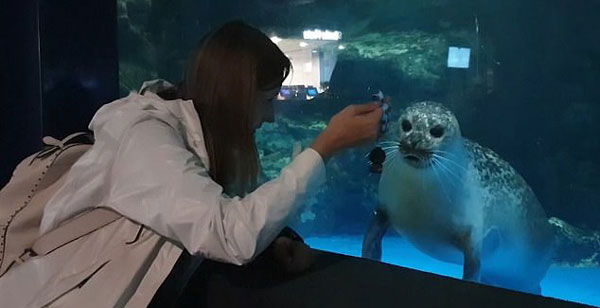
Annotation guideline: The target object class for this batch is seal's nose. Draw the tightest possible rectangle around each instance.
[406,136,420,149]
[401,134,426,153]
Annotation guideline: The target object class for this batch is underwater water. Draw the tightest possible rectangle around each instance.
[118,0,600,306]
[305,235,600,307]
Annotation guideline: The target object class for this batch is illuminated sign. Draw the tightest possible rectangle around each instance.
[303,29,342,41]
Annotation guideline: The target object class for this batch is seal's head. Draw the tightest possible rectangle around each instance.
[396,101,461,168]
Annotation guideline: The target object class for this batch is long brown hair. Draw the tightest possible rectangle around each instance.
[182,21,291,197]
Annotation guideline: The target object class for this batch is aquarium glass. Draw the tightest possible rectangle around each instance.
[118,0,600,305]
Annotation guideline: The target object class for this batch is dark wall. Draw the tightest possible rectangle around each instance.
[0,0,119,186]
[39,0,119,139]
[0,1,43,187]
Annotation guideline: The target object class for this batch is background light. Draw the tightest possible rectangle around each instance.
[304,61,313,72]
[270,36,282,44]
[447,46,471,68]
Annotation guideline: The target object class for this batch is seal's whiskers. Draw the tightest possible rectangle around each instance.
[433,152,468,173]
[431,159,453,203]
[432,157,463,185]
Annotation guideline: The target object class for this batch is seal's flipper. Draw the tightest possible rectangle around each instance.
[463,247,481,282]
[455,230,481,282]
[362,207,390,261]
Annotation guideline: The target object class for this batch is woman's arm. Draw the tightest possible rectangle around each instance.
[107,118,325,265]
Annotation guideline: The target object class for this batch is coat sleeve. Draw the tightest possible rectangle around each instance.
[105,118,326,265]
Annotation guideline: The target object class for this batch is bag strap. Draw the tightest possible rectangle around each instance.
[29,208,121,258]
[33,132,93,163]
[42,132,89,147]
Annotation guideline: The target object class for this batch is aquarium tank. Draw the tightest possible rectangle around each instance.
[117,0,600,305]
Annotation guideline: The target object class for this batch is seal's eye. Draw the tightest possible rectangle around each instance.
[430,125,444,138]
[401,119,412,132]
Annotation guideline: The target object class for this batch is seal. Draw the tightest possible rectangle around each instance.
[362,101,555,294]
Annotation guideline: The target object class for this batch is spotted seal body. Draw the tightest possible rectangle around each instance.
[363,101,555,294]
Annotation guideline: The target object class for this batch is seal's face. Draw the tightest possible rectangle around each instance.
[396,102,461,168]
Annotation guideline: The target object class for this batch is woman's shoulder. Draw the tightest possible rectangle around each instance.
[89,92,184,141]
[90,80,208,160]
[94,79,189,123]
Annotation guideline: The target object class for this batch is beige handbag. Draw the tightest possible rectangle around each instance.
[0,132,120,277]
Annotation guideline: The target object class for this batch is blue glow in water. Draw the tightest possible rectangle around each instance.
[306,235,600,307]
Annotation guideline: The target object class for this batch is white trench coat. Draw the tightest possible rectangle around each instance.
[0,85,326,307]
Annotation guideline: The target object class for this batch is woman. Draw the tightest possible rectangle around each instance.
[1,21,383,307]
